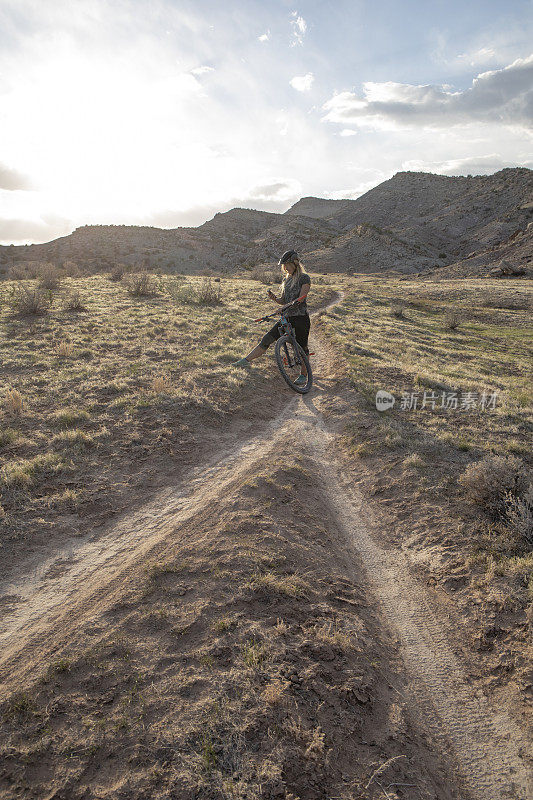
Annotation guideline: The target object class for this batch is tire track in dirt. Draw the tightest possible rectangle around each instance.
[0,294,341,681]
[292,405,532,800]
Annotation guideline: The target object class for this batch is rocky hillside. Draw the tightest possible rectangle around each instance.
[1,168,531,278]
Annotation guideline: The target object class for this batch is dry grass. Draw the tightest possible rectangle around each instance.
[3,388,23,415]
[443,309,463,329]
[310,619,356,650]
[56,340,74,358]
[262,678,288,705]
[391,301,406,318]
[248,570,308,598]
[151,374,172,393]
[251,266,280,285]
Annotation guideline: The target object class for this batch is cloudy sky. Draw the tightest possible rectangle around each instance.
[0,0,532,244]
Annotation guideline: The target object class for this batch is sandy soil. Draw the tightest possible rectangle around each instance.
[0,293,531,800]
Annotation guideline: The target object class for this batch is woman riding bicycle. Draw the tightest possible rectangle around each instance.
[232,250,311,386]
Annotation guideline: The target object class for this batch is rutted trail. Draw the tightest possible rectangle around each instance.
[0,294,342,676]
[0,400,297,664]
[0,289,531,800]
[295,406,532,800]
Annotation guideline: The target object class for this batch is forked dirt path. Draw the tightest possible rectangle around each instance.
[0,291,531,799]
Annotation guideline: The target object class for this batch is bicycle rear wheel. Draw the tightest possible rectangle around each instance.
[274,334,313,394]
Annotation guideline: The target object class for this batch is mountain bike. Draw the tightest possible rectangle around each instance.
[253,300,313,394]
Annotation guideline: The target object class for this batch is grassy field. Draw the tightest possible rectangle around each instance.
[316,276,532,695]
[0,273,334,567]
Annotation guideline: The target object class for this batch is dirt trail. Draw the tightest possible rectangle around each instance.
[296,406,532,800]
[1,290,531,800]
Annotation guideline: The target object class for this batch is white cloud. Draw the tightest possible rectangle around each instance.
[190,65,214,75]
[401,153,533,176]
[290,72,314,92]
[290,12,307,46]
[0,213,71,244]
[258,31,270,42]
[430,24,533,72]
[146,179,302,227]
[0,162,32,190]
[322,55,533,130]
[456,47,497,67]
[339,129,357,136]
[323,181,383,200]
[247,178,302,201]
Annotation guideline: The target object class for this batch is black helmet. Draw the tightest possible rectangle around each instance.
[278,249,298,266]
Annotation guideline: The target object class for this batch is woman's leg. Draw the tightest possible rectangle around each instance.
[243,322,280,362]
[291,315,310,375]
[244,343,267,361]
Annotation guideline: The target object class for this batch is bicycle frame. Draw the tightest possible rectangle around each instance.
[253,303,303,364]
[278,313,302,367]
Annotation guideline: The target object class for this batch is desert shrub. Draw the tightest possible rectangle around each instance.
[459,455,529,517]
[124,271,159,297]
[63,290,86,311]
[38,265,61,291]
[3,389,23,415]
[444,310,462,330]
[56,340,73,357]
[197,276,222,305]
[109,265,125,282]
[62,260,84,278]
[8,286,52,315]
[0,428,19,447]
[168,280,197,305]
[7,265,22,280]
[7,264,35,280]
[391,302,406,318]
[504,484,533,545]
[151,374,172,393]
[49,409,90,428]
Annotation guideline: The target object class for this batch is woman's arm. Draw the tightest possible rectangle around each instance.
[294,282,310,303]
[268,289,284,304]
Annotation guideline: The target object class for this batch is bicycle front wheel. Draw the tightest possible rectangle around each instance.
[274,334,313,394]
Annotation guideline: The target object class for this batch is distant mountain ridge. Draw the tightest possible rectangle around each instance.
[1,167,531,278]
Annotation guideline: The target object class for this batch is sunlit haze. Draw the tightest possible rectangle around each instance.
[0,0,532,244]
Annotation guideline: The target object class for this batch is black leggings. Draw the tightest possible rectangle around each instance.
[259,313,310,354]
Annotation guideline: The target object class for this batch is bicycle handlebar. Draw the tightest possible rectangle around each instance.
[252,297,304,323]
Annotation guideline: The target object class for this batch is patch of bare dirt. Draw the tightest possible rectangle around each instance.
[0,429,469,800]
